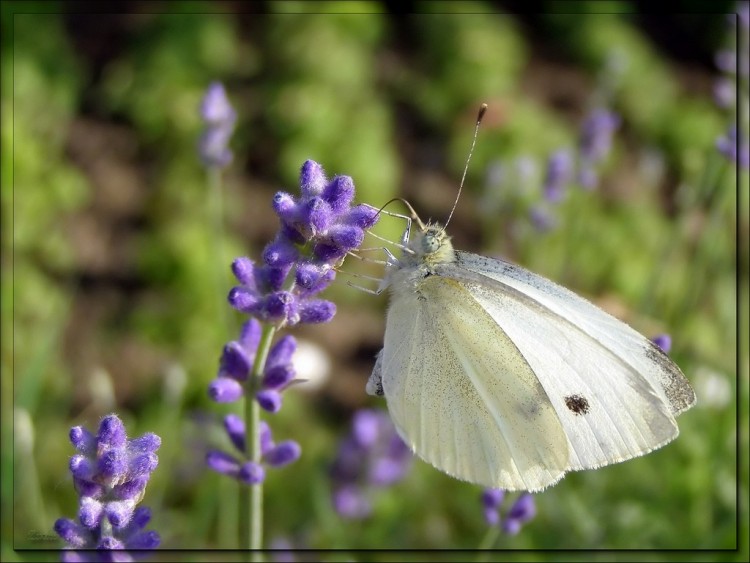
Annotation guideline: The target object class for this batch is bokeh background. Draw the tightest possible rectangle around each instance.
[2,1,748,560]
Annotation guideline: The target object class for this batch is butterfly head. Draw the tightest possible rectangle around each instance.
[408,223,456,266]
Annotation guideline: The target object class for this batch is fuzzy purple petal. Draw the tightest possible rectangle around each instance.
[299,300,336,324]
[69,426,96,454]
[312,241,347,262]
[208,377,244,403]
[220,341,253,380]
[255,264,292,292]
[54,518,91,547]
[301,197,334,236]
[328,224,364,251]
[79,497,104,528]
[273,191,299,225]
[239,462,265,485]
[345,204,379,229]
[129,452,158,478]
[260,421,274,456]
[228,286,261,314]
[98,448,129,482]
[73,477,103,499]
[652,334,672,353]
[105,499,137,528]
[482,488,505,510]
[239,319,262,351]
[266,335,296,368]
[70,455,96,481]
[129,433,161,455]
[261,292,298,323]
[206,450,240,477]
[224,414,246,453]
[264,440,301,467]
[112,476,149,501]
[256,389,282,413]
[299,160,327,197]
[125,530,161,549]
[200,82,236,124]
[295,262,328,289]
[263,237,299,268]
[322,175,355,214]
[97,415,127,449]
[231,257,257,287]
[263,365,295,389]
[507,493,536,522]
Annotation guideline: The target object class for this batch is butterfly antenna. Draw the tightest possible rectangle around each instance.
[444,103,487,228]
[376,197,426,231]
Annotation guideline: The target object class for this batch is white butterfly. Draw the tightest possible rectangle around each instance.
[366,218,695,492]
[364,101,695,491]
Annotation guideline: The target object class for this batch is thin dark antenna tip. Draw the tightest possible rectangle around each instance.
[478,103,488,123]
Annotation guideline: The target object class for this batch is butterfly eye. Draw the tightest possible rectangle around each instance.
[421,231,442,254]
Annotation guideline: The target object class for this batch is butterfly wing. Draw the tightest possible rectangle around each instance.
[378,273,570,491]
[434,252,695,472]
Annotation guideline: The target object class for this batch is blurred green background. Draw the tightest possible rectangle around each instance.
[2,0,747,560]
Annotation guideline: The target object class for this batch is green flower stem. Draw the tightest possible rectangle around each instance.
[240,324,276,557]
[476,526,501,560]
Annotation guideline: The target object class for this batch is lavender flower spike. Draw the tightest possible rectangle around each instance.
[206,419,301,484]
[502,493,536,535]
[542,150,573,202]
[208,159,379,497]
[198,81,237,168]
[716,126,749,169]
[329,409,412,519]
[226,160,379,329]
[480,488,537,536]
[578,108,620,189]
[54,414,160,559]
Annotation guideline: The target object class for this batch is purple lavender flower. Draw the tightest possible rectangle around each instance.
[481,488,505,526]
[198,81,237,168]
[227,160,378,328]
[329,409,412,519]
[502,493,536,535]
[54,414,160,559]
[714,4,749,167]
[578,109,620,189]
[716,125,750,168]
[542,150,573,202]
[480,488,536,535]
[208,160,379,493]
[206,418,301,485]
[529,204,558,232]
[208,319,300,413]
[652,333,672,354]
[713,77,735,109]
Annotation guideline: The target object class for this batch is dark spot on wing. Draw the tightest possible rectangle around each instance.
[564,394,590,415]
